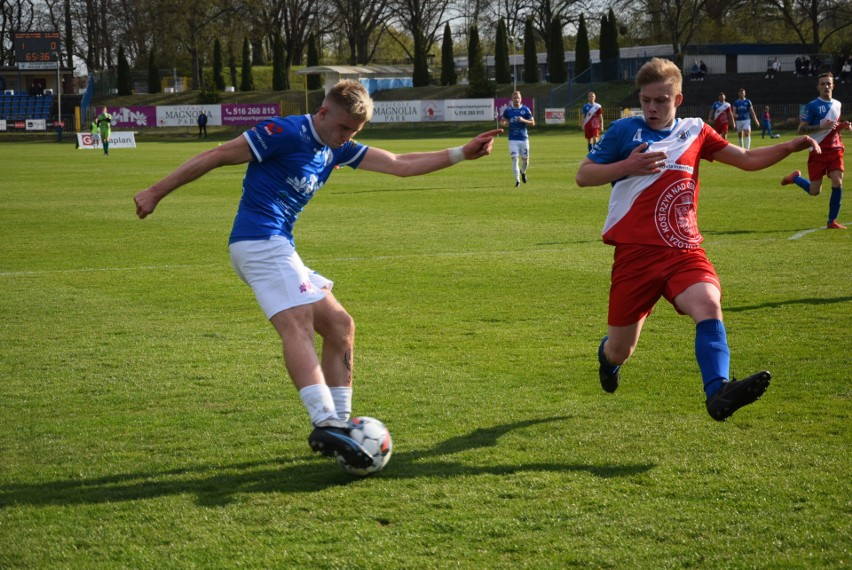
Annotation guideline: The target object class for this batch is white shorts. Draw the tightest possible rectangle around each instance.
[736,120,751,133]
[229,236,333,319]
[508,140,530,159]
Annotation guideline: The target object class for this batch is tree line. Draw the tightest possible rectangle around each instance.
[1,0,849,93]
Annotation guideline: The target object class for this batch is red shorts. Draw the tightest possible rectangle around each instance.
[584,125,601,140]
[608,244,721,326]
[807,148,844,180]
[714,118,729,135]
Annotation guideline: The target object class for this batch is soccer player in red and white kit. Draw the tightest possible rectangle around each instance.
[576,58,820,421]
[781,71,851,229]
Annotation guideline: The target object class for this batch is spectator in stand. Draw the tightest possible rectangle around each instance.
[690,61,701,81]
[699,60,708,80]
[795,56,803,77]
[801,56,811,77]
[810,56,821,76]
[766,58,780,79]
[839,58,851,84]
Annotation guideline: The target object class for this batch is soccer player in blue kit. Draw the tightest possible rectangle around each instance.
[134,81,501,470]
[732,88,759,149]
[499,90,535,186]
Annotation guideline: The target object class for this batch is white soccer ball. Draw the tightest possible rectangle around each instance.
[772,134,781,138]
[337,416,393,476]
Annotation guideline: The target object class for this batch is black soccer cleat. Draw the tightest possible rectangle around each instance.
[308,426,374,469]
[599,365,620,394]
[705,370,771,421]
[521,172,527,183]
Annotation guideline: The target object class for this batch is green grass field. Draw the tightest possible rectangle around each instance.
[1,129,849,568]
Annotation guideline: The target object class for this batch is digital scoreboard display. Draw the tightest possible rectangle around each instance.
[14,31,61,70]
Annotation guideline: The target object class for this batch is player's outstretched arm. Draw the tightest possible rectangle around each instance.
[575,142,667,187]
[713,135,819,171]
[134,136,253,219]
[358,129,503,177]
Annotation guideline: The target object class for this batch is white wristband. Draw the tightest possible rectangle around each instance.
[448,146,465,165]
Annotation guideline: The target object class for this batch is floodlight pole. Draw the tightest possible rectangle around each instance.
[53,51,62,141]
[508,36,518,92]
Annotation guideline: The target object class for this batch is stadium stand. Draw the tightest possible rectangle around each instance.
[0,93,53,121]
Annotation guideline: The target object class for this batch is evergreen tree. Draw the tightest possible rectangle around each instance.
[306,34,321,90]
[147,49,160,94]
[599,10,620,81]
[228,43,238,88]
[547,16,566,84]
[272,34,286,91]
[240,37,254,92]
[574,14,591,82]
[494,18,511,85]
[212,39,225,91]
[522,17,538,84]
[412,32,431,87]
[116,46,131,95]
[467,25,494,97]
[440,23,457,86]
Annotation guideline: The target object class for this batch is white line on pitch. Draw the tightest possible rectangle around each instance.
[0,264,220,277]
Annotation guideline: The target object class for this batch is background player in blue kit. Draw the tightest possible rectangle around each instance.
[781,71,851,229]
[733,88,760,149]
[499,90,535,187]
[134,80,501,470]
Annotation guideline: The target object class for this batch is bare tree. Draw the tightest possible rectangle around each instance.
[612,0,709,64]
[1,0,39,66]
[387,0,453,85]
[330,0,391,65]
[761,0,852,50]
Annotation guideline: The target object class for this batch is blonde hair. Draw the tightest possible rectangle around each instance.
[324,80,374,122]
[635,58,682,94]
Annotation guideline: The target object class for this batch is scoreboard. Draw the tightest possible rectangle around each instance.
[14,31,61,70]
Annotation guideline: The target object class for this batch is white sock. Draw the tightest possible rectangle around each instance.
[512,158,520,180]
[299,384,339,427]
[745,135,751,149]
[330,386,352,421]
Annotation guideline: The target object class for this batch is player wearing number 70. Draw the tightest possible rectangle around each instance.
[134,80,501,470]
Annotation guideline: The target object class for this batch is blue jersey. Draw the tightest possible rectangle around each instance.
[732,98,753,121]
[230,114,369,244]
[502,105,533,141]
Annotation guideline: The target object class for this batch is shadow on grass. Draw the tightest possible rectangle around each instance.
[726,295,852,313]
[0,417,655,507]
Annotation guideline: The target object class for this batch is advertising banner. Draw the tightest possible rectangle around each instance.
[221,103,281,125]
[445,99,494,121]
[25,119,46,131]
[156,105,221,127]
[544,108,566,124]
[371,101,422,123]
[77,131,137,150]
[107,106,156,128]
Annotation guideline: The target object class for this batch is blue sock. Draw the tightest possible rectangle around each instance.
[598,336,619,375]
[794,175,811,194]
[828,187,842,223]
[695,319,730,398]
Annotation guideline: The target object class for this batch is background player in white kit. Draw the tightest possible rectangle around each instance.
[576,58,819,421]
[134,81,501,469]
[499,91,535,187]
